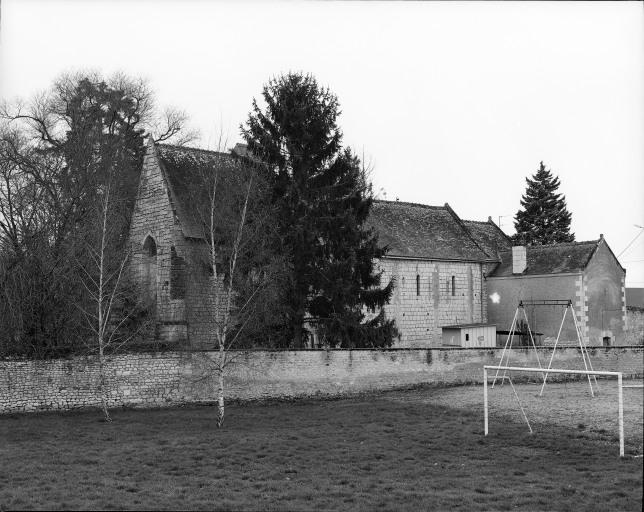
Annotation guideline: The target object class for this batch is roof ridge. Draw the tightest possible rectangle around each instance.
[463,219,491,225]
[157,143,230,158]
[373,199,446,210]
[498,239,600,252]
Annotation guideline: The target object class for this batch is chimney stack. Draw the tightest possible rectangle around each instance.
[512,246,527,274]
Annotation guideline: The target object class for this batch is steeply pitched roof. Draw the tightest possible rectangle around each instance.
[462,219,512,259]
[156,143,233,239]
[366,200,494,262]
[489,240,600,277]
[151,144,501,263]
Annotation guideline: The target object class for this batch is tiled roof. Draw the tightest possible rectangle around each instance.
[366,201,494,262]
[156,144,234,239]
[154,145,500,263]
[626,288,644,309]
[462,219,512,259]
[489,240,600,277]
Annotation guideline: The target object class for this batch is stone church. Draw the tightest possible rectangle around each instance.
[128,141,625,348]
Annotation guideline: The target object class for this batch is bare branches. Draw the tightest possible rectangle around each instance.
[152,107,199,146]
[0,70,189,358]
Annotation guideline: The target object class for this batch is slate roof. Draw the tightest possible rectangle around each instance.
[153,144,501,263]
[462,219,512,259]
[156,143,234,239]
[489,240,601,277]
[625,288,644,309]
[366,201,494,262]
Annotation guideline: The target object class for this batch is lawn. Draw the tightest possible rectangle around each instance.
[0,388,642,511]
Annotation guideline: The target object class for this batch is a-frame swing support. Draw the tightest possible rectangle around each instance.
[492,299,597,396]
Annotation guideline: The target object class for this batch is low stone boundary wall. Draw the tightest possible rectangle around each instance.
[1,346,642,414]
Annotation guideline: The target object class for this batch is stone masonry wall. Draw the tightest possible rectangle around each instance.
[3,347,640,414]
[625,309,644,345]
[129,144,188,342]
[583,240,627,345]
[129,144,220,347]
[379,258,485,347]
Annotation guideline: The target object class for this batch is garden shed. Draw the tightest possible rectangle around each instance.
[441,323,497,348]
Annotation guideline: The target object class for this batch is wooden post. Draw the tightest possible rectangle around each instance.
[484,367,488,436]
[618,373,624,457]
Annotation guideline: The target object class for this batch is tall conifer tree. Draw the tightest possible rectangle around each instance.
[242,72,396,348]
[513,162,574,245]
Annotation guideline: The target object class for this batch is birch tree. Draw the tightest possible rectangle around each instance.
[166,145,286,427]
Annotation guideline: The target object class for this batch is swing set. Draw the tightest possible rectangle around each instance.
[492,299,597,396]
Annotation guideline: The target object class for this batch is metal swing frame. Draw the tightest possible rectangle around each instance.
[491,299,597,396]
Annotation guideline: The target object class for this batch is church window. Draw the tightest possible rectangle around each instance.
[141,236,157,306]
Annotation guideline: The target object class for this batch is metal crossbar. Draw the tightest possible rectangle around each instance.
[519,299,572,307]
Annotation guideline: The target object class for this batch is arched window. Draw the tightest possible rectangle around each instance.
[143,235,157,257]
[142,236,157,306]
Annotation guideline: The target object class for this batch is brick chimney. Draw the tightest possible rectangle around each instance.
[512,246,527,274]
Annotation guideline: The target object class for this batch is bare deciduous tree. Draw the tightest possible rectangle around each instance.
[77,177,151,422]
[0,71,193,358]
[165,141,287,426]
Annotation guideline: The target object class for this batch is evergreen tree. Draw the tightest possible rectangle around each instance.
[242,72,396,348]
[513,161,574,245]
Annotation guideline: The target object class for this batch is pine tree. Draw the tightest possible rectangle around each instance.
[513,162,574,245]
[242,72,396,348]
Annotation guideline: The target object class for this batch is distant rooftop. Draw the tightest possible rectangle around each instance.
[489,240,601,277]
[367,200,495,262]
[462,219,512,259]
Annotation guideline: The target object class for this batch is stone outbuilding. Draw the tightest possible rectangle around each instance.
[486,237,627,346]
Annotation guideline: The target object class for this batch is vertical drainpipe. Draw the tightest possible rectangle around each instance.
[481,263,485,323]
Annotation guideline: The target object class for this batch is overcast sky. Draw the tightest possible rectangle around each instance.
[1,0,643,286]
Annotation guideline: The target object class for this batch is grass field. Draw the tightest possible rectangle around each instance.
[0,386,642,511]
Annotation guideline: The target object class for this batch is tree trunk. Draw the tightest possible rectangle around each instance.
[217,369,225,428]
[217,344,225,428]
[98,347,112,423]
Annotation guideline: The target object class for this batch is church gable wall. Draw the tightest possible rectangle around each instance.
[129,147,189,343]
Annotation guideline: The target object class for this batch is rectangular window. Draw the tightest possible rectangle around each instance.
[416,275,420,296]
[451,276,456,296]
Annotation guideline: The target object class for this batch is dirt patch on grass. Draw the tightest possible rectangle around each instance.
[388,379,644,455]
